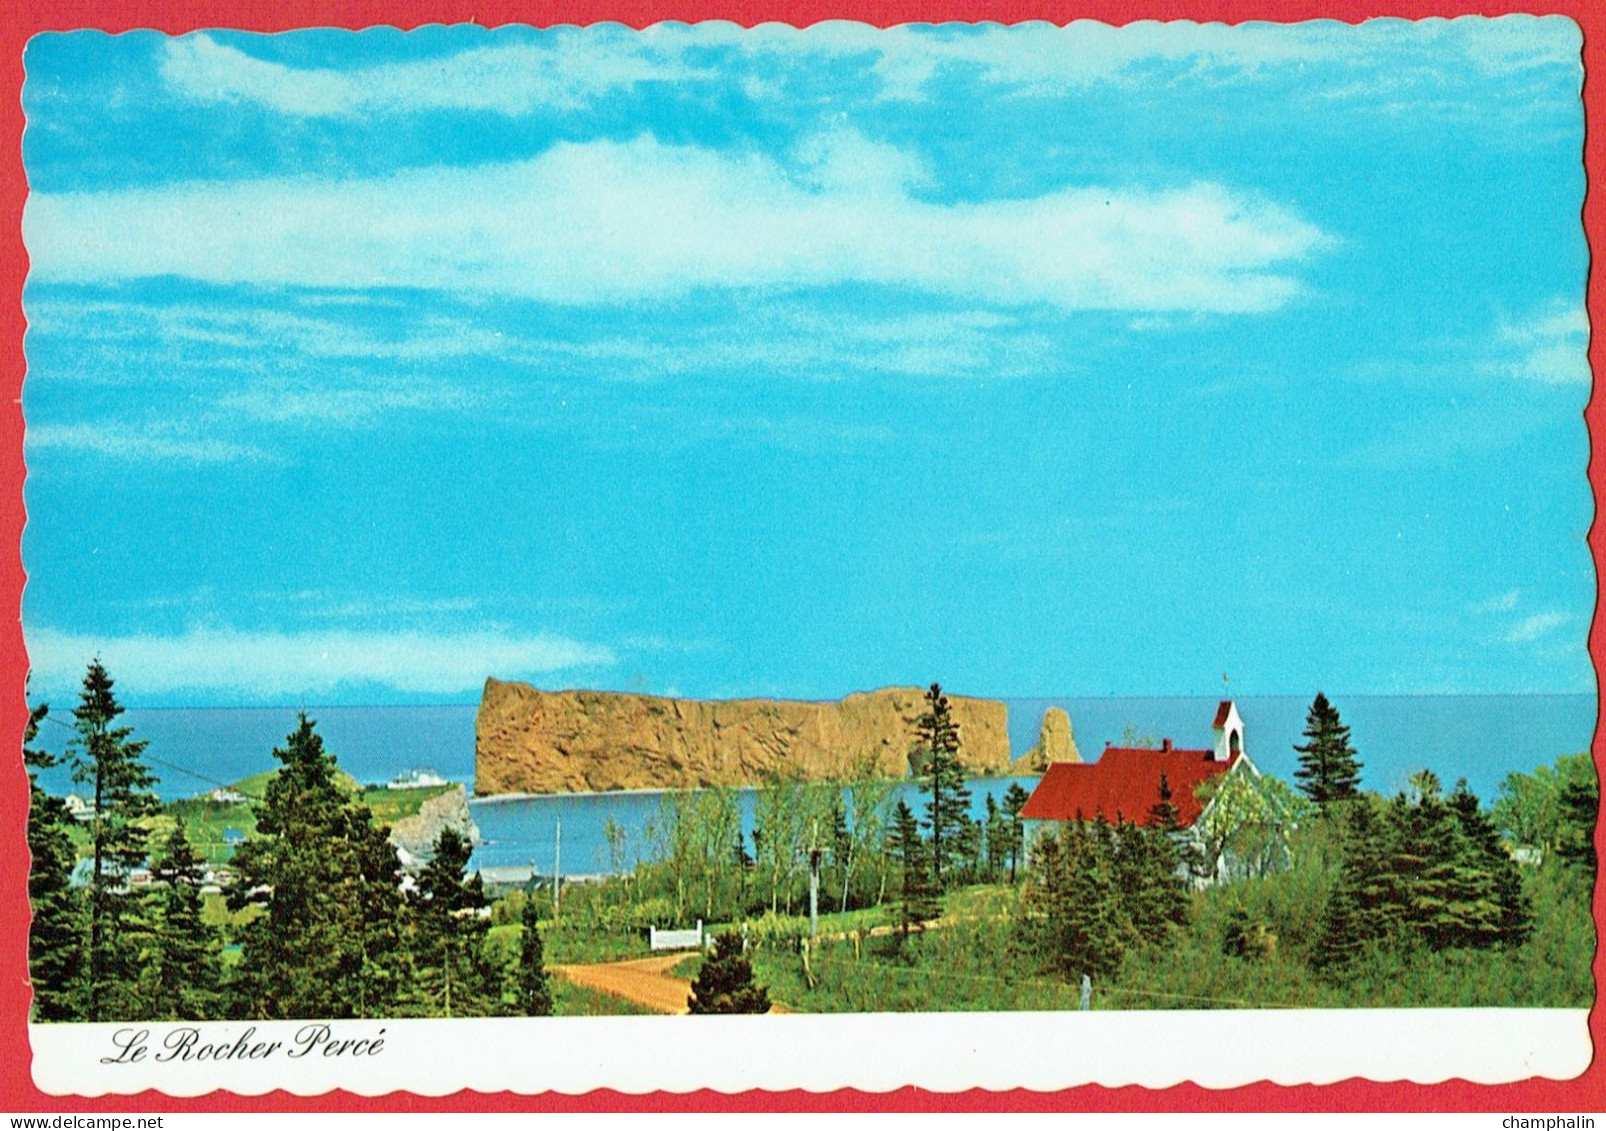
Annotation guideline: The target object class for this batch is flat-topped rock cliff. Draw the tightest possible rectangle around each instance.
[474,679,1014,794]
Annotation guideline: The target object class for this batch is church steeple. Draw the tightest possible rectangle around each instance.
[1212,700,1244,762]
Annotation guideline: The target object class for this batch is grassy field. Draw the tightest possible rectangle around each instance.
[551,977,659,1017]
[742,861,1596,1013]
[113,774,460,865]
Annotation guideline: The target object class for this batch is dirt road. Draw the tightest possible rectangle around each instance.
[553,953,697,1015]
[552,951,793,1015]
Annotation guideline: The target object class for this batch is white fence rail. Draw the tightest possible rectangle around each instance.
[649,920,706,951]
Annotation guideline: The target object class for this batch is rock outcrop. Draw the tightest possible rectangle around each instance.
[389,784,481,864]
[474,679,1013,794]
[1009,706,1080,774]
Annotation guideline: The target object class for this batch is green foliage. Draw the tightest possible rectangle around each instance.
[752,776,808,915]
[517,884,554,1016]
[1316,776,1533,977]
[343,804,413,1017]
[410,826,503,1017]
[1115,815,1190,938]
[888,800,941,937]
[1221,906,1277,960]
[1556,772,1599,877]
[688,932,771,1013]
[1016,820,1129,980]
[643,787,745,924]
[1193,766,1307,884]
[841,760,896,913]
[913,683,972,889]
[551,977,657,1017]
[1001,781,1031,884]
[69,661,161,1021]
[1492,752,1595,858]
[1447,779,1532,949]
[1293,692,1363,808]
[142,819,223,1020]
[228,714,410,1020]
[26,701,87,1021]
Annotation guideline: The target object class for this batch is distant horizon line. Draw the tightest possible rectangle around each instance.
[35,687,1600,713]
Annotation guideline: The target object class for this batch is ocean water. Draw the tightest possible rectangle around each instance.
[26,693,1596,876]
[471,776,1042,876]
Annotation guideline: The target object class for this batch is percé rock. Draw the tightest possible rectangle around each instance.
[1009,707,1080,774]
[474,679,1013,794]
[389,784,481,864]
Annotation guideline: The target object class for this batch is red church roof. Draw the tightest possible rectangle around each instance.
[1019,745,1240,829]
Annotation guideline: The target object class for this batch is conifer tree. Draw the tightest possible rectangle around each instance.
[69,661,160,1020]
[1148,772,1182,833]
[687,932,770,1014]
[983,793,1004,882]
[1017,818,1128,981]
[517,886,553,1016]
[1556,771,1599,879]
[25,701,86,1021]
[230,714,364,1020]
[143,819,221,1020]
[411,826,501,1017]
[1293,692,1363,808]
[913,683,971,889]
[1001,781,1031,884]
[342,806,412,1017]
[1316,800,1402,973]
[1390,771,1487,951]
[889,800,940,937]
[1150,772,1207,889]
[1447,779,1532,949]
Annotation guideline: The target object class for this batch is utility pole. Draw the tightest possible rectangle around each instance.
[808,847,822,939]
[553,816,562,920]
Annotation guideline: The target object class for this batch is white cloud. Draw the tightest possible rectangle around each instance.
[219,380,476,427]
[1490,303,1591,385]
[26,422,271,463]
[1473,589,1521,613]
[161,32,701,117]
[1506,611,1569,643]
[24,135,1327,315]
[26,626,616,698]
[159,19,1581,113]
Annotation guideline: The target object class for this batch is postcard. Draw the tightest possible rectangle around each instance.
[6,9,1602,1109]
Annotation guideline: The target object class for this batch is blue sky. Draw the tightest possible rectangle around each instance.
[18,19,1594,706]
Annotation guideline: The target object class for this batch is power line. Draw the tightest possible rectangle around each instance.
[35,710,266,800]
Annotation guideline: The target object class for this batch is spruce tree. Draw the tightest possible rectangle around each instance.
[889,800,940,937]
[1018,818,1128,981]
[1001,781,1031,884]
[1293,692,1363,808]
[25,701,86,1021]
[1392,771,1506,952]
[69,660,160,1020]
[230,714,364,1020]
[687,932,770,1014]
[1447,779,1532,949]
[1556,771,1599,878]
[143,819,222,1019]
[343,805,412,1017]
[411,826,501,1017]
[913,683,971,889]
[983,793,1003,882]
[1151,772,1207,887]
[517,889,553,1016]
[1315,800,1397,974]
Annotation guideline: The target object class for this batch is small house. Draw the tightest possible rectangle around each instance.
[1019,699,1257,885]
